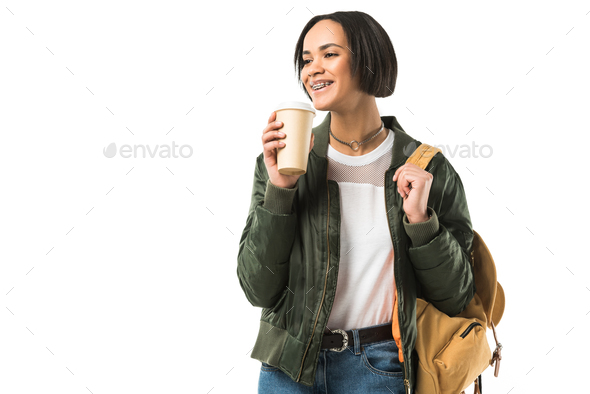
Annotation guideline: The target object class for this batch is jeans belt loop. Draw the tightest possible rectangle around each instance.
[352,329,361,355]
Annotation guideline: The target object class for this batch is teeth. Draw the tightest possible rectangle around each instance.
[312,82,333,90]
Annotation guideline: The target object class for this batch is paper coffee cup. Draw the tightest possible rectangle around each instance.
[274,101,316,175]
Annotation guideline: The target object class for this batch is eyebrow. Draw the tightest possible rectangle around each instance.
[302,43,344,55]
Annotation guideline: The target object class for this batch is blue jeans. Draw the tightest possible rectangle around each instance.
[258,322,406,394]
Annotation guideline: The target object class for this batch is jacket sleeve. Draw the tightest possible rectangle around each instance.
[403,153,475,317]
[236,154,298,308]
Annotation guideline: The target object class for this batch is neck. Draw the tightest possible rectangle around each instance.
[328,98,387,156]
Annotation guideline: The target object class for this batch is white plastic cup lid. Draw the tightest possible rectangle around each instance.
[274,101,316,116]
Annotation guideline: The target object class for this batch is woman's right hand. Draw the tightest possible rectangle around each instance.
[262,111,314,189]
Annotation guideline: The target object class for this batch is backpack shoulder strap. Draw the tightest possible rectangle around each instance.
[405,143,442,170]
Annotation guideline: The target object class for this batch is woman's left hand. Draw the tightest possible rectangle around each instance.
[392,163,433,223]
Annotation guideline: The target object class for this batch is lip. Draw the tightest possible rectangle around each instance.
[311,79,334,86]
[311,81,335,95]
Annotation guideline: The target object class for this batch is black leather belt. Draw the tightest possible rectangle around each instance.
[321,323,393,352]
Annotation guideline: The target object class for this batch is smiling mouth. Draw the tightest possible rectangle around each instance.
[311,82,334,95]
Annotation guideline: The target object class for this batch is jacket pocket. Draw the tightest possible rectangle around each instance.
[261,289,288,323]
[271,288,288,312]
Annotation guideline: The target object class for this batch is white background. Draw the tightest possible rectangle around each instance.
[1,1,589,393]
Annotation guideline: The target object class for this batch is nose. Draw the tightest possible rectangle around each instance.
[305,57,325,81]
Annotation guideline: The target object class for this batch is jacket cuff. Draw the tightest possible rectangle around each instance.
[262,179,298,214]
[403,206,440,247]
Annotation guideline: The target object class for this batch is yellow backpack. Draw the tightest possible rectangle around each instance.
[406,144,505,394]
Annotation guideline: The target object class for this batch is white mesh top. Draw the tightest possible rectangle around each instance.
[325,127,396,332]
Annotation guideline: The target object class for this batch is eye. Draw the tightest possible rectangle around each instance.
[303,52,338,65]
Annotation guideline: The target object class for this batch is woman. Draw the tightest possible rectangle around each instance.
[237,11,475,394]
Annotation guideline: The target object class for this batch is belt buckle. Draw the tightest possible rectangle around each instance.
[329,329,348,352]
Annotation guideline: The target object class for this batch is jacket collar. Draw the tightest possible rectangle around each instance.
[311,111,419,170]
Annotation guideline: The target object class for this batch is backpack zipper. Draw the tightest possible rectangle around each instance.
[297,164,332,382]
[384,169,411,394]
[460,322,482,338]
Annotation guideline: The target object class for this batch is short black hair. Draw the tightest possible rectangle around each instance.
[293,11,398,102]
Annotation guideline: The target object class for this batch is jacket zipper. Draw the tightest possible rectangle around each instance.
[384,169,411,394]
[297,164,332,382]
[460,322,482,338]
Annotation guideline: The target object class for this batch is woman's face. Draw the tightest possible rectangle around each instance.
[301,19,362,111]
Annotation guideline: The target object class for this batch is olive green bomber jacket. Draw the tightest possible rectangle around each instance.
[236,112,475,393]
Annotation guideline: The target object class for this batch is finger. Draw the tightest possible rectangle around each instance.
[399,187,409,199]
[397,184,408,199]
[395,167,406,193]
[261,120,285,158]
[395,163,423,181]
[392,163,405,181]
[262,119,285,147]
[262,127,285,145]
[263,138,284,150]
[396,174,406,197]
[263,112,275,134]
[263,122,283,136]
[400,170,412,195]
[396,172,412,197]
[262,139,285,160]
[262,132,285,151]
[263,114,282,135]
[403,183,411,197]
